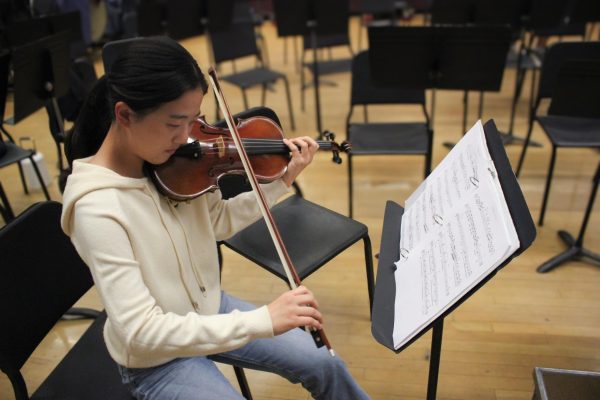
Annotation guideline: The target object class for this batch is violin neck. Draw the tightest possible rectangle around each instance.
[243,139,335,155]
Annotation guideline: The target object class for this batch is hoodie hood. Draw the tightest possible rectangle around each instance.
[61,158,148,235]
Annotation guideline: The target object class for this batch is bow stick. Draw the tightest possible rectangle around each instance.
[207,67,334,357]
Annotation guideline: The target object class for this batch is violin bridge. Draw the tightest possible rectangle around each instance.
[215,136,226,158]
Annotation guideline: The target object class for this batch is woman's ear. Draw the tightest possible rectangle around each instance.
[114,101,134,127]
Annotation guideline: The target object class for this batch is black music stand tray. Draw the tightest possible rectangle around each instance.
[537,161,600,273]
[371,119,536,399]
[273,0,349,138]
[368,25,511,143]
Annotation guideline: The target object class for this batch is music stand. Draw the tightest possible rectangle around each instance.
[5,11,85,58]
[371,119,536,399]
[273,0,349,138]
[368,25,511,141]
[8,31,70,181]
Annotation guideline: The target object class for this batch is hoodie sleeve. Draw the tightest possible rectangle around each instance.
[205,179,290,241]
[69,192,274,364]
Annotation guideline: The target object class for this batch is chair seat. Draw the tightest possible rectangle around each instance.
[538,115,600,148]
[32,312,133,400]
[349,122,430,155]
[303,58,352,76]
[0,141,33,168]
[223,195,368,281]
[222,67,285,89]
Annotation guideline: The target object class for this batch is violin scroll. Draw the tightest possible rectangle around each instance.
[323,130,351,165]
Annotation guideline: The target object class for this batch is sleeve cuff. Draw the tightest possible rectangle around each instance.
[244,305,274,339]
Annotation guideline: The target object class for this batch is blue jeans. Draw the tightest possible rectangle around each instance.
[118,292,370,399]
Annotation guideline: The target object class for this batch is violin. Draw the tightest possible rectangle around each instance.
[149,115,350,202]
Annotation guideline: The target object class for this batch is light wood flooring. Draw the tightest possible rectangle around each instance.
[1,17,599,400]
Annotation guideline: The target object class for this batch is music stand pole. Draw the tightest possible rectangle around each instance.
[426,319,444,400]
[308,20,324,138]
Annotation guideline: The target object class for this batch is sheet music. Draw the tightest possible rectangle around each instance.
[393,121,519,350]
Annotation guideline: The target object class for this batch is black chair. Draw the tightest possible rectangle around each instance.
[352,0,397,51]
[208,21,295,130]
[0,201,131,400]
[515,42,600,226]
[217,106,375,318]
[0,201,254,399]
[298,0,353,114]
[346,50,432,218]
[0,50,50,223]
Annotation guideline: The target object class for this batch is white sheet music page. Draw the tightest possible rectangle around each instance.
[392,120,519,350]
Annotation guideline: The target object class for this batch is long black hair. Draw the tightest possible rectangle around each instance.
[65,36,208,165]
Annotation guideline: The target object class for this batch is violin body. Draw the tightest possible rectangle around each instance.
[150,116,290,201]
[149,115,350,202]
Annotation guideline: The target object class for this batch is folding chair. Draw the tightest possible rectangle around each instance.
[0,201,254,399]
[515,42,600,226]
[208,21,295,130]
[216,107,375,318]
[346,50,432,218]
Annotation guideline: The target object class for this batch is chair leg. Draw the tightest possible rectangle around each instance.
[300,67,306,111]
[426,127,434,177]
[242,89,249,110]
[282,77,295,130]
[0,182,15,223]
[515,116,536,177]
[362,234,375,319]
[260,83,267,106]
[348,154,354,218]
[17,161,29,195]
[29,155,51,200]
[233,366,253,400]
[539,146,557,226]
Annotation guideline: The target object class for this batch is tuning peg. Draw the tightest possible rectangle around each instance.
[324,130,335,141]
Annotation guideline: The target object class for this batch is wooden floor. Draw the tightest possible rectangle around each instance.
[1,17,599,400]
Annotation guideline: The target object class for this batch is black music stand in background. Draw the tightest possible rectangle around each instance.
[273,0,349,138]
[10,30,70,149]
[371,119,536,400]
[537,162,600,273]
[368,25,511,142]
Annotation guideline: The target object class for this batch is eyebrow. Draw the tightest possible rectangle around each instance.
[169,111,202,120]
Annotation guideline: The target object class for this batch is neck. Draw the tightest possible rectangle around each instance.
[90,124,145,178]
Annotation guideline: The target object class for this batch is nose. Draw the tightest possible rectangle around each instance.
[175,124,191,145]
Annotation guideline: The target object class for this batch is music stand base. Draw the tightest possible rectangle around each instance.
[537,230,600,273]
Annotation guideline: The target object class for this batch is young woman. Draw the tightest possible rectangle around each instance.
[60,36,370,400]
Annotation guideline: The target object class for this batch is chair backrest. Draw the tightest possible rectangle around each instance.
[431,0,522,27]
[538,41,600,102]
[209,21,260,64]
[0,201,94,379]
[548,60,600,119]
[350,50,426,106]
[167,0,202,40]
[273,0,311,37]
[137,0,166,37]
[527,0,577,30]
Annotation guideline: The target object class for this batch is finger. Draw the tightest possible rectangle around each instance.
[294,294,320,310]
[283,138,300,155]
[297,316,322,330]
[304,136,319,152]
[296,305,323,324]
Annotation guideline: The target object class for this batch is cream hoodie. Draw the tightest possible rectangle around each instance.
[61,158,290,368]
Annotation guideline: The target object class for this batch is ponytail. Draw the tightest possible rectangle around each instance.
[65,75,112,166]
